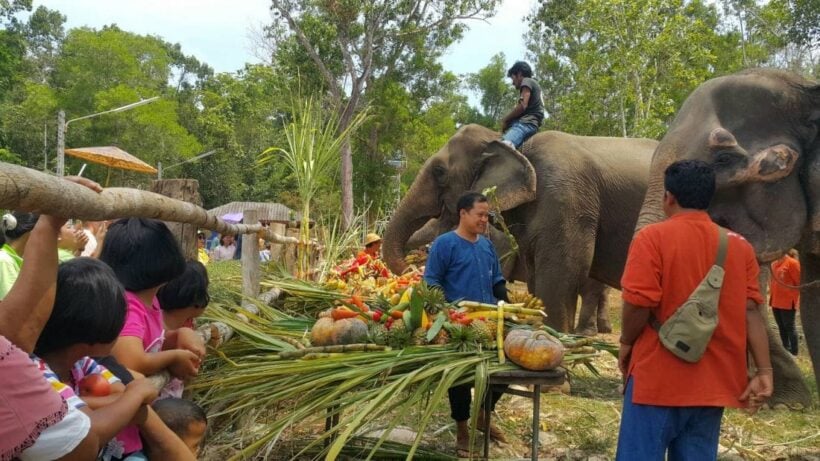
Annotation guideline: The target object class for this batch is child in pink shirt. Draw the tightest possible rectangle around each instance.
[103,218,204,377]
[102,219,205,459]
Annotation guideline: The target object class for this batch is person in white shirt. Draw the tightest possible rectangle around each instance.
[210,234,236,261]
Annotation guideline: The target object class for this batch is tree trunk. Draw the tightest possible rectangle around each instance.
[150,179,201,260]
[341,137,354,229]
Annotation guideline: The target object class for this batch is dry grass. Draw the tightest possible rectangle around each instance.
[199,274,820,460]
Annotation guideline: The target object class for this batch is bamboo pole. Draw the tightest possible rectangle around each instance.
[0,161,297,243]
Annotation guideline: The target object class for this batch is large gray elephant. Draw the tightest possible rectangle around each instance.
[406,217,613,334]
[383,125,657,332]
[635,68,818,405]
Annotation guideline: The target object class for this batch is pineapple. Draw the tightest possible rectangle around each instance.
[415,281,447,315]
[411,328,428,346]
[469,320,495,347]
[431,328,449,345]
[444,323,478,352]
[368,323,388,345]
[386,319,412,349]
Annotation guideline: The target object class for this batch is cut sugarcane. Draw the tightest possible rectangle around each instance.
[458,300,546,317]
[497,302,505,364]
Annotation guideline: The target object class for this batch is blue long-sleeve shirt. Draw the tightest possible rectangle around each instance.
[423,231,505,304]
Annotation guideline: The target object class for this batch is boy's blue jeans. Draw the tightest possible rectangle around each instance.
[501,121,538,148]
[616,378,724,461]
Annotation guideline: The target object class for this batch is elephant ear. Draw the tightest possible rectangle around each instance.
[471,140,537,211]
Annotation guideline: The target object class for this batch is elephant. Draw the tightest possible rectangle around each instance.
[634,68,818,406]
[406,217,613,335]
[383,124,658,333]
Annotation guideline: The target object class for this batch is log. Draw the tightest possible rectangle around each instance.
[150,179,201,260]
[0,161,294,241]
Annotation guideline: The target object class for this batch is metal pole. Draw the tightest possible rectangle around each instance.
[157,161,162,180]
[56,110,65,176]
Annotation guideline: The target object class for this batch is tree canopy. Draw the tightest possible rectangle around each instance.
[0,0,816,215]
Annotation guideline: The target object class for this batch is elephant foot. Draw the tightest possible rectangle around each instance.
[597,319,613,334]
[575,326,598,337]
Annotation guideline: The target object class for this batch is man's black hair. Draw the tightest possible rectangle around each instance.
[99,218,186,292]
[507,61,533,78]
[157,260,210,311]
[1,212,40,243]
[456,192,489,214]
[34,258,127,356]
[152,398,208,436]
[664,160,716,210]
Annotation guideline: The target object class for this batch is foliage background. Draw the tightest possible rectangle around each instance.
[0,0,817,220]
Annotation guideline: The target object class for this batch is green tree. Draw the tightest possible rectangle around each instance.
[465,52,516,129]
[527,0,726,138]
[266,0,500,227]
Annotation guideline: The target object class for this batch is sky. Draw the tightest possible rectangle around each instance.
[36,0,535,82]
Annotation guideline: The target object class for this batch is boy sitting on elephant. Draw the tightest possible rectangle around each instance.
[500,61,545,149]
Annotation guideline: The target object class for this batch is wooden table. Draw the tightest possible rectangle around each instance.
[483,368,566,461]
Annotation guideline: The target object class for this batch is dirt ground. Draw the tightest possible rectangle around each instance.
[200,288,820,460]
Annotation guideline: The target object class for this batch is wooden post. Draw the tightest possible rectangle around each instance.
[150,179,201,260]
[242,209,260,310]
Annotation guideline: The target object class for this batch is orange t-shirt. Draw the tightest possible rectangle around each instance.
[621,211,763,408]
[769,256,800,310]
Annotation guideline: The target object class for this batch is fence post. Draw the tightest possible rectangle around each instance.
[149,179,201,260]
[242,209,260,311]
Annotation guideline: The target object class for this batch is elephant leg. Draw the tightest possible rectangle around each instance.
[596,285,613,333]
[758,266,813,407]
[576,279,606,336]
[530,224,596,333]
[797,247,820,404]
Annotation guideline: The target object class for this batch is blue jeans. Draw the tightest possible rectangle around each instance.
[501,121,538,148]
[616,378,724,461]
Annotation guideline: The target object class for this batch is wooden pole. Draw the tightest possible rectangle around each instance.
[241,209,261,308]
[150,179,201,260]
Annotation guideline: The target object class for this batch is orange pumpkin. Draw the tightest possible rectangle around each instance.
[503,329,564,371]
[310,316,368,346]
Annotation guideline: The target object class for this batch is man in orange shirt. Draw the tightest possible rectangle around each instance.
[616,160,772,460]
[770,249,800,355]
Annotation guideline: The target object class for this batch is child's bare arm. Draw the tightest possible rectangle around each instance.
[80,381,125,410]
[113,336,199,377]
[81,378,158,444]
[164,327,206,359]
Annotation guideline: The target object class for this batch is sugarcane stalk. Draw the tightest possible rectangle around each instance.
[301,352,347,359]
[497,302,505,364]
[458,300,546,317]
[279,343,390,359]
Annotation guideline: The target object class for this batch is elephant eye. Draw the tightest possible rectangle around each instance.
[713,150,743,167]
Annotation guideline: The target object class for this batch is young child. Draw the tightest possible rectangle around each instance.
[156,260,210,398]
[152,398,208,455]
[157,260,210,330]
[102,218,203,375]
[32,257,159,460]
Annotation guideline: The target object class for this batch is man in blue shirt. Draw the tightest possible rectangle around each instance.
[424,192,509,456]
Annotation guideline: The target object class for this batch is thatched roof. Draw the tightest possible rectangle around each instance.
[64,146,157,174]
[207,201,304,224]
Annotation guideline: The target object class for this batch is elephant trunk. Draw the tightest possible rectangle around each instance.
[635,145,675,231]
[383,171,440,274]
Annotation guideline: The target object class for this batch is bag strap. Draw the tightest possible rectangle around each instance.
[649,225,729,331]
